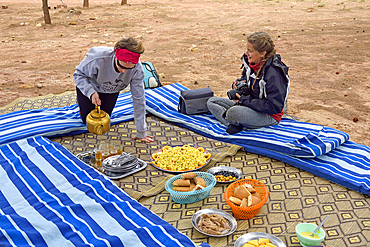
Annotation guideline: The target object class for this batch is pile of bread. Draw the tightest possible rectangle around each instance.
[228,183,262,207]
[171,172,206,192]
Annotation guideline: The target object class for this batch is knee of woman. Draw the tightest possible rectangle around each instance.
[207,97,215,106]
[225,108,239,124]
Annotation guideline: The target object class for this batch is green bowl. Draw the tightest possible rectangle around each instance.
[295,223,325,247]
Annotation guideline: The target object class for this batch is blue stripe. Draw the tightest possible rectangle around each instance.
[145,84,350,158]
[0,93,136,147]
[26,137,194,246]
[143,83,370,196]
[3,144,97,246]
[0,191,46,247]
[0,137,198,246]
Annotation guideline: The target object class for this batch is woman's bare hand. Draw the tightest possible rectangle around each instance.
[132,135,155,143]
[91,92,101,106]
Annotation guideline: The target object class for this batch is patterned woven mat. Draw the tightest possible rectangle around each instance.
[1,91,370,247]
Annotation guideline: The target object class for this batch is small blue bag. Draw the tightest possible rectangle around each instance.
[142,61,162,89]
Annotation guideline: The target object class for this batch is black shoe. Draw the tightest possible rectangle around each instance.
[226,124,243,134]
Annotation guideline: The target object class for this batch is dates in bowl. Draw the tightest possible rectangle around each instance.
[207,166,242,183]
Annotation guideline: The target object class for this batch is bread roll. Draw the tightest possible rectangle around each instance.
[229,196,242,205]
[233,185,251,200]
[172,186,190,192]
[189,183,196,191]
[252,192,262,200]
[247,195,253,206]
[244,184,257,193]
[181,172,197,179]
[191,184,205,191]
[251,195,261,206]
[194,177,206,187]
[172,179,191,187]
[240,197,248,207]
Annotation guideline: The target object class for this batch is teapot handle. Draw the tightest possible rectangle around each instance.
[96,105,102,121]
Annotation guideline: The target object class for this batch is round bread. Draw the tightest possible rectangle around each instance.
[172,186,190,192]
[181,172,197,179]
[194,177,206,187]
[172,179,191,187]
[233,185,251,200]
[252,192,262,200]
[244,183,257,193]
[240,197,248,207]
[229,196,242,205]
[251,195,262,206]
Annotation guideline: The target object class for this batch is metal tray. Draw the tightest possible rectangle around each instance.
[207,166,242,183]
[76,150,147,180]
[191,208,237,237]
[234,232,286,247]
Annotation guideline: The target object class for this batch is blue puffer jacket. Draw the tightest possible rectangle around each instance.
[237,54,290,117]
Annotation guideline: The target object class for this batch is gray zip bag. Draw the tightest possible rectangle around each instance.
[178,87,214,115]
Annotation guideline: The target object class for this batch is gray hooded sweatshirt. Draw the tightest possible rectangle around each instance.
[73,46,147,138]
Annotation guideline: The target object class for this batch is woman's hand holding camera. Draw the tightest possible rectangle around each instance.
[227,80,249,101]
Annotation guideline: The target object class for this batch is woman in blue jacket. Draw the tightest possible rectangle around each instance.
[207,32,290,134]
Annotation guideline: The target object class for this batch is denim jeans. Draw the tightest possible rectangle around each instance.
[207,96,278,129]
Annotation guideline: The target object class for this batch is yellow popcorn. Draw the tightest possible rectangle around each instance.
[152,145,211,171]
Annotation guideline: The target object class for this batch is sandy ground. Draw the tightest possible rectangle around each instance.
[1,0,369,146]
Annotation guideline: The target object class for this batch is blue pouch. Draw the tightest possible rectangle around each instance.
[142,61,162,89]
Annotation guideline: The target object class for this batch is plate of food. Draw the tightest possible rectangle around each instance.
[150,145,212,173]
[207,166,242,183]
[234,232,286,247]
[191,208,237,237]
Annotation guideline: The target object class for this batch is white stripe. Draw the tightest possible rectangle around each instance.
[0,156,77,247]
[29,148,142,246]
[30,138,150,247]
[0,208,35,247]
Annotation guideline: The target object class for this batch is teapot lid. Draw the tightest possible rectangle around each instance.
[90,107,107,119]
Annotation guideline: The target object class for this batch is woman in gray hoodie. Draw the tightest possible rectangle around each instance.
[74,37,154,143]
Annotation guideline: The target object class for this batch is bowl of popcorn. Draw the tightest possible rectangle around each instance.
[165,171,217,204]
[224,179,269,219]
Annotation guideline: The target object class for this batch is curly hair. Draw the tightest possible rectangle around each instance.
[248,32,276,90]
[114,37,145,54]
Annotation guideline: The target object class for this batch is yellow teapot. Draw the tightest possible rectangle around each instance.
[86,105,110,135]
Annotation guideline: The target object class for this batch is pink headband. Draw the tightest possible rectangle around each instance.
[115,48,140,64]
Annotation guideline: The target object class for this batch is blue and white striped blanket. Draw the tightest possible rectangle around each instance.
[0,83,369,196]
[0,93,136,147]
[0,136,202,247]
[144,84,370,196]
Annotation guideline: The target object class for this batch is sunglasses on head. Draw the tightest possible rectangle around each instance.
[116,59,136,70]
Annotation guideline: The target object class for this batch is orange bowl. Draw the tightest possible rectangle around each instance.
[224,179,269,219]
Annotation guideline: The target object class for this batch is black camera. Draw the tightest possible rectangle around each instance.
[227,80,250,100]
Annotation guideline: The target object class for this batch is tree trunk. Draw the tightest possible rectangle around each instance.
[83,0,89,7]
[121,0,128,5]
[42,0,51,24]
